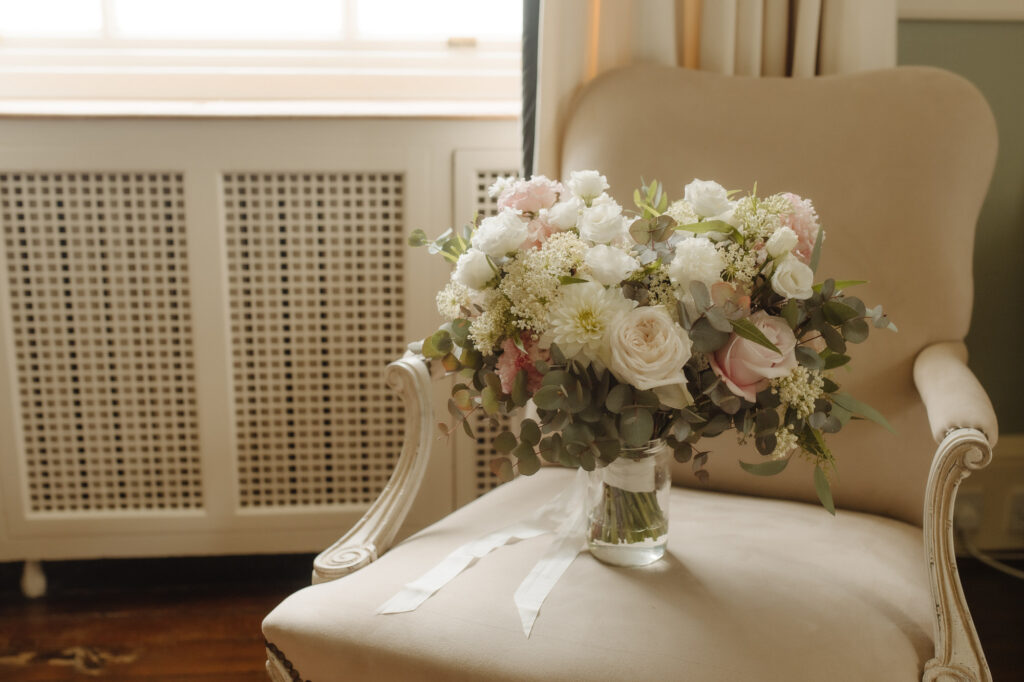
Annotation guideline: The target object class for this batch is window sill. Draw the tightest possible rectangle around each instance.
[0,98,519,119]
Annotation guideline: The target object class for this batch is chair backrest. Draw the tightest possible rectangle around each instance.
[561,65,997,525]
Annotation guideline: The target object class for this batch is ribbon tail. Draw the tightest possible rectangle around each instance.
[513,470,589,637]
[377,522,548,614]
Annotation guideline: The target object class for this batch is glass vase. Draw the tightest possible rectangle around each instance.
[586,439,671,567]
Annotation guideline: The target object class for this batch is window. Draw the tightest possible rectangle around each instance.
[0,0,522,107]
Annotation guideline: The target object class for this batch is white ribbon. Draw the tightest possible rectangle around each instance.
[378,469,589,637]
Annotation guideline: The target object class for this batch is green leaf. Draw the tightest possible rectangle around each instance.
[820,324,846,354]
[422,329,453,358]
[823,352,850,369]
[448,318,471,347]
[809,224,825,273]
[490,457,514,481]
[822,301,860,325]
[689,281,711,311]
[619,407,654,447]
[842,317,870,344]
[605,383,633,413]
[407,228,429,247]
[558,275,590,285]
[739,458,790,476]
[514,443,541,476]
[493,430,517,454]
[781,299,800,330]
[511,370,529,407]
[480,386,500,415]
[813,279,866,293]
[706,306,733,333]
[520,418,541,446]
[729,318,781,354]
[676,220,735,236]
[814,465,836,515]
[795,346,824,371]
[689,317,730,353]
[549,343,566,365]
[831,392,896,433]
[533,384,564,410]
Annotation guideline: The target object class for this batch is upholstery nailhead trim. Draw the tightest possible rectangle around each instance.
[265,640,311,682]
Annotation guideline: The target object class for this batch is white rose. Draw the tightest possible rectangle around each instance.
[607,306,693,393]
[667,237,725,291]
[766,226,798,258]
[567,170,609,202]
[471,210,528,258]
[684,179,732,218]
[578,203,627,244]
[453,248,495,290]
[542,197,583,230]
[584,244,639,286]
[771,255,814,299]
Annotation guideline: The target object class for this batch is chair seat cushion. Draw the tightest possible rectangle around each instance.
[263,469,934,681]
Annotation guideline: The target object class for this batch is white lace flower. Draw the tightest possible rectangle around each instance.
[546,281,636,364]
[666,199,699,227]
[436,281,471,320]
[667,237,725,291]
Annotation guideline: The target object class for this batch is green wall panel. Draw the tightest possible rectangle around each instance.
[900,21,1024,434]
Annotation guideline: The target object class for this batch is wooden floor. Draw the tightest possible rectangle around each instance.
[1,553,1022,681]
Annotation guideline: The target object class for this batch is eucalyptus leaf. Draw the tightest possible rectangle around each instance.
[689,281,711,311]
[832,392,895,433]
[781,299,800,330]
[814,465,836,515]
[823,300,860,325]
[619,407,654,447]
[520,418,541,446]
[820,324,847,354]
[511,370,529,407]
[480,386,500,415]
[706,306,733,333]
[605,384,633,413]
[490,456,514,481]
[407,228,429,247]
[690,318,731,353]
[809,223,825,273]
[729,318,781,354]
[448,318,471,347]
[493,430,517,454]
[795,346,825,371]
[739,458,790,476]
[515,445,542,476]
[533,384,564,410]
[842,318,870,344]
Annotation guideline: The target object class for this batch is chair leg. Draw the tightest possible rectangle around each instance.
[20,560,46,599]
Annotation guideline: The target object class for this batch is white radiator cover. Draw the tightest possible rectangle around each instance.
[0,117,517,561]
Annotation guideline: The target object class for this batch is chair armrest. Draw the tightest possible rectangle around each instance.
[312,351,437,584]
[914,341,998,446]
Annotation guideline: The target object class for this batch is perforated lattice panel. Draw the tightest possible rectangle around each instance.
[224,172,405,508]
[0,171,202,513]
[470,168,518,497]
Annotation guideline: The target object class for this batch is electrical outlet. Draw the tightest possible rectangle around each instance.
[1007,487,1024,535]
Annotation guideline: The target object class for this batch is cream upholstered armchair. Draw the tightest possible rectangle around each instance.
[263,66,999,681]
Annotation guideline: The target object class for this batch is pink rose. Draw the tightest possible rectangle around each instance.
[498,176,563,215]
[780,193,822,264]
[496,333,549,394]
[709,311,797,402]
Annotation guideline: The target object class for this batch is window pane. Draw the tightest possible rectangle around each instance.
[112,0,344,40]
[356,0,522,41]
[0,0,103,37]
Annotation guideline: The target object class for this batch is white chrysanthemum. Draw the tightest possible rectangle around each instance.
[468,289,512,355]
[667,237,725,291]
[499,231,588,333]
[771,365,825,419]
[436,281,471,321]
[584,244,639,285]
[546,281,636,364]
[666,199,699,227]
[733,193,791,240]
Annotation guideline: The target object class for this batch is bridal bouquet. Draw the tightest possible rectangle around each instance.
[410,171,895,520]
